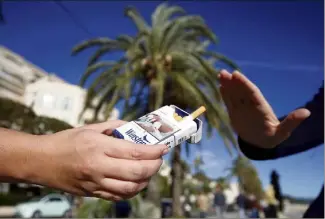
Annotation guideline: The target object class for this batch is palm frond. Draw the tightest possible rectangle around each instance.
[124,6,150,33]
[80,61,117,86]
[161,15,217,53]
[72,37,115,55]
[202,51,240,70]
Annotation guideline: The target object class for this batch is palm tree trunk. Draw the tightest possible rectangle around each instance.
[171,145,183,217]
[145,174,161,207]
[143,89,161,212]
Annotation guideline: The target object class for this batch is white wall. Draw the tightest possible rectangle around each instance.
[25,79,87,127]
[25,78,120,127]
[224,182,240,205]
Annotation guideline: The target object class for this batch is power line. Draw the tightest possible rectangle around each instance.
[54,1,93,37]
[0,0,5,24]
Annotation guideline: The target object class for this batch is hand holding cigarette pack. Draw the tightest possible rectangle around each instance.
[112,105,205,149]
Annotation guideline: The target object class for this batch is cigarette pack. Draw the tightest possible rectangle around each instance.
[112,105,204,149]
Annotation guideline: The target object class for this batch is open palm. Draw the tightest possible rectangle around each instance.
[219,70,311,148]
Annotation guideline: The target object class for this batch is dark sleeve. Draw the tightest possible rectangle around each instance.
[238,82,324,160]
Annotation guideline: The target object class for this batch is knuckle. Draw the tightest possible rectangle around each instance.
[79,161,94,180]
[130,147,142,159]
[76,129,95,144]
[94,191,122,201]
[124,182,139,195]
[131,162,148,179]
[111,195,123,202]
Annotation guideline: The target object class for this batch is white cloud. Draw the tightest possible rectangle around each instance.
[236,60,323,72]
[195,150,227,177]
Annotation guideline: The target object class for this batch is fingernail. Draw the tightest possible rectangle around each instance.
[220,69,227,74]
[162,147,169,155]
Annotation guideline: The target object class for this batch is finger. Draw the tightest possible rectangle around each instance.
[103,137,168,160]
[232,71,267,107]
[221,75,245,109]
[276,108,311,139]
[93,191,123,201]
[82,120,128,134]
[218,69,233,86]
[220,86,234,113]
[100,158,163,181]
[100,178,148,198]
[232,71,260,94]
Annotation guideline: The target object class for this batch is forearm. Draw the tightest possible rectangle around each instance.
[0,128,48,185]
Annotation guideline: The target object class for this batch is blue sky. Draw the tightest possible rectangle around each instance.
[1,1,323,198]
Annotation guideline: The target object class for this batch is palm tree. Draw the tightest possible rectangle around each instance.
[194,155,204,174]
[226,156,264,200]
[72,3,238,216]
[215,177,229,191]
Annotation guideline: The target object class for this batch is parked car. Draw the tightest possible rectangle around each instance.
[14,194,71,218]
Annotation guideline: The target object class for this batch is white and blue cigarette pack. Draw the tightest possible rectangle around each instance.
[112,105,204,148]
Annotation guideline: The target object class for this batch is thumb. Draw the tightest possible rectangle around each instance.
[276,108,311,139]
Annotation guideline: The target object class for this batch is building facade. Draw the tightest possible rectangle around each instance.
[25,76,119,127]
[0,46,48,103]
[0,45,119,127]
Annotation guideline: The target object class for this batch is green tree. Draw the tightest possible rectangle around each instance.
[0,97,72,134]
[226,156,264,200]
[194,155,204,174]
[215,177,229,191]
[72,3,238,216]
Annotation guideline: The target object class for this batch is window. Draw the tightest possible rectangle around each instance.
[37,93,56,109]
[42,94,55,108]
[49,197,62,202]
[45,197,62,203]
[61,97,72,111]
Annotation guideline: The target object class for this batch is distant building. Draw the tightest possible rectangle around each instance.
[0,46,48,103]
[25,76,119,126]
[223,182,240,205]
[0,45,119,127]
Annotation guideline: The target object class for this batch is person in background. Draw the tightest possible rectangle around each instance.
[114,200,132,218]
[247,195,263,218]
[264,185,278,218]
[218,69,324,218]
[213,185,226,218]
[197,190,209,218]
[236,190,247,218]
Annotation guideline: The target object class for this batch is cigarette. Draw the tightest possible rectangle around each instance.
[190,106,206,119]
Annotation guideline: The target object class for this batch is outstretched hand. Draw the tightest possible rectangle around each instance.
[40,120,168,201]
[218,70,311,148]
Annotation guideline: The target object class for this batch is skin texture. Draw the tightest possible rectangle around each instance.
[218,69,311,148]
[0,120,168,201]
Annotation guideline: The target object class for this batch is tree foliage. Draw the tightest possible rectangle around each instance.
[215,177,229,191]
[72,3,238,151]
[72,3,239,216]
[0,97,72,134]
[227,156,264,200]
